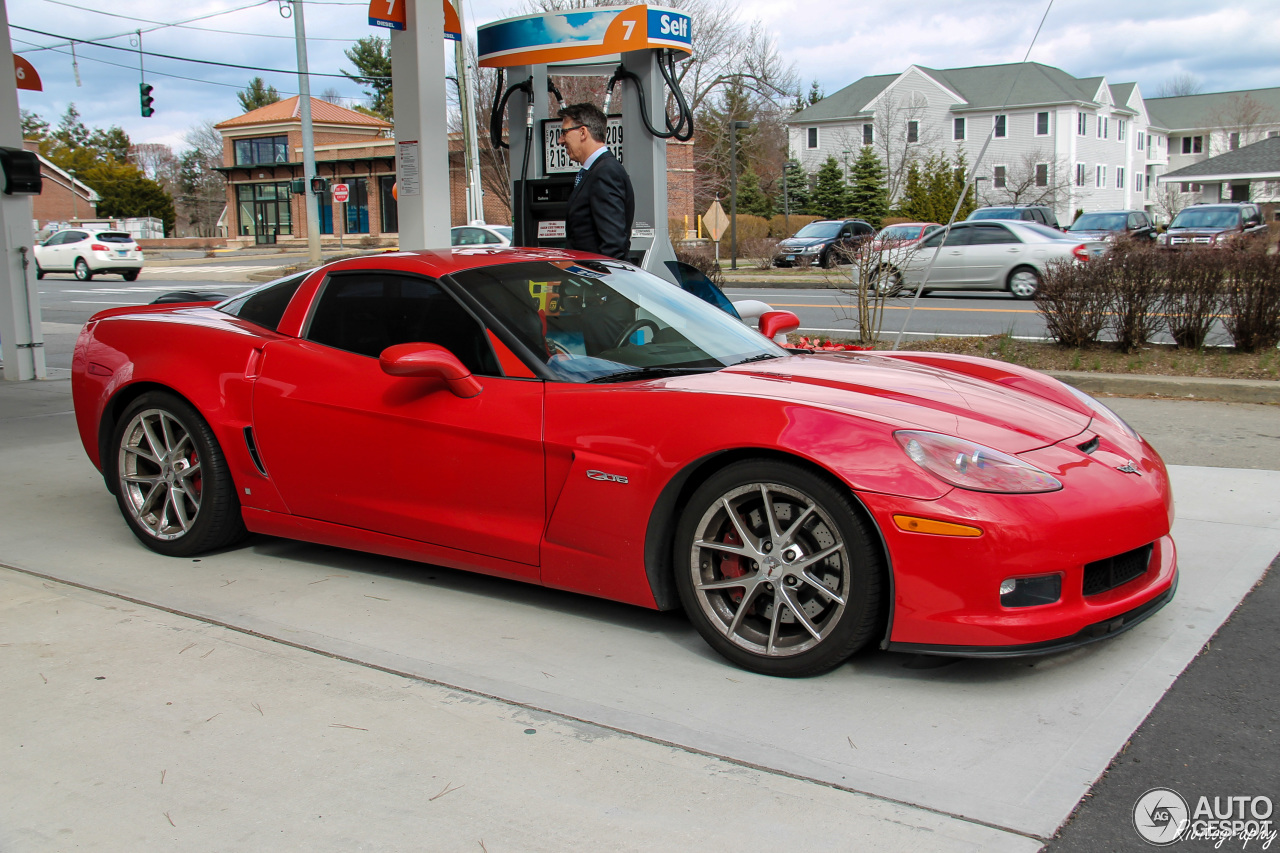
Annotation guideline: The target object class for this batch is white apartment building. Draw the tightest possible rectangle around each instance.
[788,63,1280,222]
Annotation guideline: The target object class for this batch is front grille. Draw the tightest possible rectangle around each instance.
[1083,544,1154,596]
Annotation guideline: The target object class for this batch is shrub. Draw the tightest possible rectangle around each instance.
[768,214,821,239]
[738,237,780,270]
[674,245,724,287]
[1106,246,1165,352]
[724,214,770,242]
[1223,253,1280,352]
[1035,258,1109,348]
[1162,249,1223,349]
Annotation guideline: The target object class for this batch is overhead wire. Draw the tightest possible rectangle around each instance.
[32,0,357,42]
[14,0,276,52]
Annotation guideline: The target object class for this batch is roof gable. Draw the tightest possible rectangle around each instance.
[215,96,392,131]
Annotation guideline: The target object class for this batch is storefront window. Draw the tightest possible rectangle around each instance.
[235,182,294,243]
[233,136,290,166]
[379,175,398,233]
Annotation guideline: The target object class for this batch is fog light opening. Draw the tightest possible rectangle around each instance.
[1000,575,1062,608]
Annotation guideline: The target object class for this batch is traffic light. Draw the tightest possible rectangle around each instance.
[290,179,306,195]
[139,82,155,118]
[309,176,329,194]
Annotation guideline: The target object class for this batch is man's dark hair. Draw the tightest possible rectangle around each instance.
[558,103,607,144]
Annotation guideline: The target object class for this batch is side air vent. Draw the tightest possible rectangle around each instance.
[243,427,268,477]
[1077,436,1100,455]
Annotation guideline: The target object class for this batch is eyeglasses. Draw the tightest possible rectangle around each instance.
[561,124,587,134]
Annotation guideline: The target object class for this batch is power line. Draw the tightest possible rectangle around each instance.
[31,0,356,43]
[14,0,276,52]
[11,24,390,80]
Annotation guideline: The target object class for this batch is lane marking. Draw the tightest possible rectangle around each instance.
[772,302,1037,314]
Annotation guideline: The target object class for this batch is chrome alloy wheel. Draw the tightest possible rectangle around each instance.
[1008,268,1040,299]
[117,408,204,541]
[688,482,851,658]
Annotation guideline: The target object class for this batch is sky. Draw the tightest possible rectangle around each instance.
[8,0,1280,152]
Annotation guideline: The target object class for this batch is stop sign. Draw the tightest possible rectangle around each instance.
[332,183,350,203]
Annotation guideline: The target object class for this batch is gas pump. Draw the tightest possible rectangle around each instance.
[479,5,694,284]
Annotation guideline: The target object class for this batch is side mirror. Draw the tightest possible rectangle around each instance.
[379,343,483,398]
[759,310,800,341]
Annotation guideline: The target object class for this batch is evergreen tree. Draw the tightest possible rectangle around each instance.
[343,36,394,121]
[736,167,773,217]
[847,146,888,227]
[808,80,824,106]
[809,157,851,219]
[777,159,809,216]
[41,104,132,176]
[21,109,49,142]
[237,77,281,113]
[88,161,176,236]
[894,152,976,223]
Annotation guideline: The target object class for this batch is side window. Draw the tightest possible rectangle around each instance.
[219,273,307,332]
[305,272,499,375]
[922,226,973,248]
[481,229,503,244]
[969,225,1018,245]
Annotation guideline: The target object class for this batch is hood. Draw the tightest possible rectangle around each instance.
[670,353,1091,453]
[1166,225,1236,235]
[778,237,828,249]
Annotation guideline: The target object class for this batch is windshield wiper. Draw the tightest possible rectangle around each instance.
[587,366,719,383]
[732,353,781,366]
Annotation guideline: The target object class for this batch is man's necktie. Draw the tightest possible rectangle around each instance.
[574,168,586,187]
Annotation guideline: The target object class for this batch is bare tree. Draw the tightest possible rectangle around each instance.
[129,142,178,190]
[869,90,937,206]
[320,87,345,105]
[980,150,1074,209]
[1154,74,1203,98]
[1152,180,1195,224]
[174,121,228,237]
[1209,92,1279,155]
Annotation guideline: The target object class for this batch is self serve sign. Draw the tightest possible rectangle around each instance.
[647,9,692,48]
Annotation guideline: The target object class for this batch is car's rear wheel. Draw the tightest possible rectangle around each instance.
[109,392,247,557]
[35,263,44,280]
[74,258,93,281]
[122,270,140,282]
[674,460,883,677]
[1007,266,1041,299]
[870,267,904,297]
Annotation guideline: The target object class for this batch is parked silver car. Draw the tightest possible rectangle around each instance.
[870,220,1107,299]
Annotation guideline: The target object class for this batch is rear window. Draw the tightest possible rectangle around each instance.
[95,232,134,243]
[218,274,306,332]
[968,208,1019,220]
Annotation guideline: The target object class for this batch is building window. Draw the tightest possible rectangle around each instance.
[906,120,919,143]
[863,123,873,145]
[1097,117,1108,139]
[1036,112,1050,135]
[1135,173,1144,193]
[1035,163,1048,187]
[233,136,289,166]
[1078,112,1088,136]
[379,175,398,233]
[1117,120,1126,142]
[1181,136,1203,154]
[1076,163,1087,187]
[953,117,965,141]
[1096,165,1106,189]
[342,177,370,234]
[993,165,1007,189]
[807,127,818,149]
[235,181,294,242]
[1138,131,1145,152]
[994,114,1007,138]
[1230,132,1240,150]
[1116,167,1125,189]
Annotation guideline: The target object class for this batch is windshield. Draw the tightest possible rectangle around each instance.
[968,208,1019,220]
[452,260,785,383]
[1170,208,1240,229]
[877,225,923,241]
[792,222,841,239]
[1070,213,1127,231]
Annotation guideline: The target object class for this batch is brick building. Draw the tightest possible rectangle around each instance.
[214,95,695,246]
[21,140,99,229]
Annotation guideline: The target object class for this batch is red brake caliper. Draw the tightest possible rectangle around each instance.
[717,528,746,603]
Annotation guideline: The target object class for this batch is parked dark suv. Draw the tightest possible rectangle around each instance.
[1159,203,1268,248]
[1067,210,1156,242]
[774,219,875,268]
[967,205,1062,230]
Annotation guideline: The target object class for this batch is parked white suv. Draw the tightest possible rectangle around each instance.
[34,230,145,281]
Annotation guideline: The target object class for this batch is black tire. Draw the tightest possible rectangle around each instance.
[108,391,248,557]
[122,269,140,282]
[819,250,835,269]
[74,257,93,281]
[870,267,904,297]
[1007,265,1041,300]
[673,460,883,677]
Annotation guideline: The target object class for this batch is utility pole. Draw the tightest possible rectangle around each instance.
[291,0,321,266]
[729,120,749,270]
[453,1,484,223]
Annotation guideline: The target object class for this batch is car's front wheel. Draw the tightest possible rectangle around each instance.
[870,267,904,297]
[674,460,883,677]
[1007,266,1041,299]
[74,258,93,281]
[109,392,248,557]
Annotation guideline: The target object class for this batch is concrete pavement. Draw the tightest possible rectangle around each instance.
[1,379,1277,850]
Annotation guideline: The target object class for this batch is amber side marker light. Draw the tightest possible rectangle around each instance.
[893,515,984,537]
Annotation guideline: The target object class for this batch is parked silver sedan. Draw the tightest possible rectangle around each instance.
[870,220,1107,299]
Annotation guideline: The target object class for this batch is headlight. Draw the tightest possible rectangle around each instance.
[1060,384,1139,440]
[800,245,821,254]
[1157,233,1168,245]
[894,431,1062,493]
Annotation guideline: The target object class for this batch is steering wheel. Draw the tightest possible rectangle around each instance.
[613,318,660,348]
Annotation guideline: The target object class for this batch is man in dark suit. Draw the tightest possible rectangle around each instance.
[559,104,635,261]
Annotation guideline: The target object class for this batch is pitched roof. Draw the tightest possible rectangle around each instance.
[791,73,896,122]
[1145,87,1280,132]
[215,95,391,130]
[1160,135,1280,181]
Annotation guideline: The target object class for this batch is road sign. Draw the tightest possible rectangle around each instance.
[332,183,350,203]
[704,200,728,242]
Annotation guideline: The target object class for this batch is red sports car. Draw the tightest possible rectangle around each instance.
[70,248,1176,677]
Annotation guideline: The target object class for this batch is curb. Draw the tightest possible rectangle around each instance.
[1048,370,1280,405]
